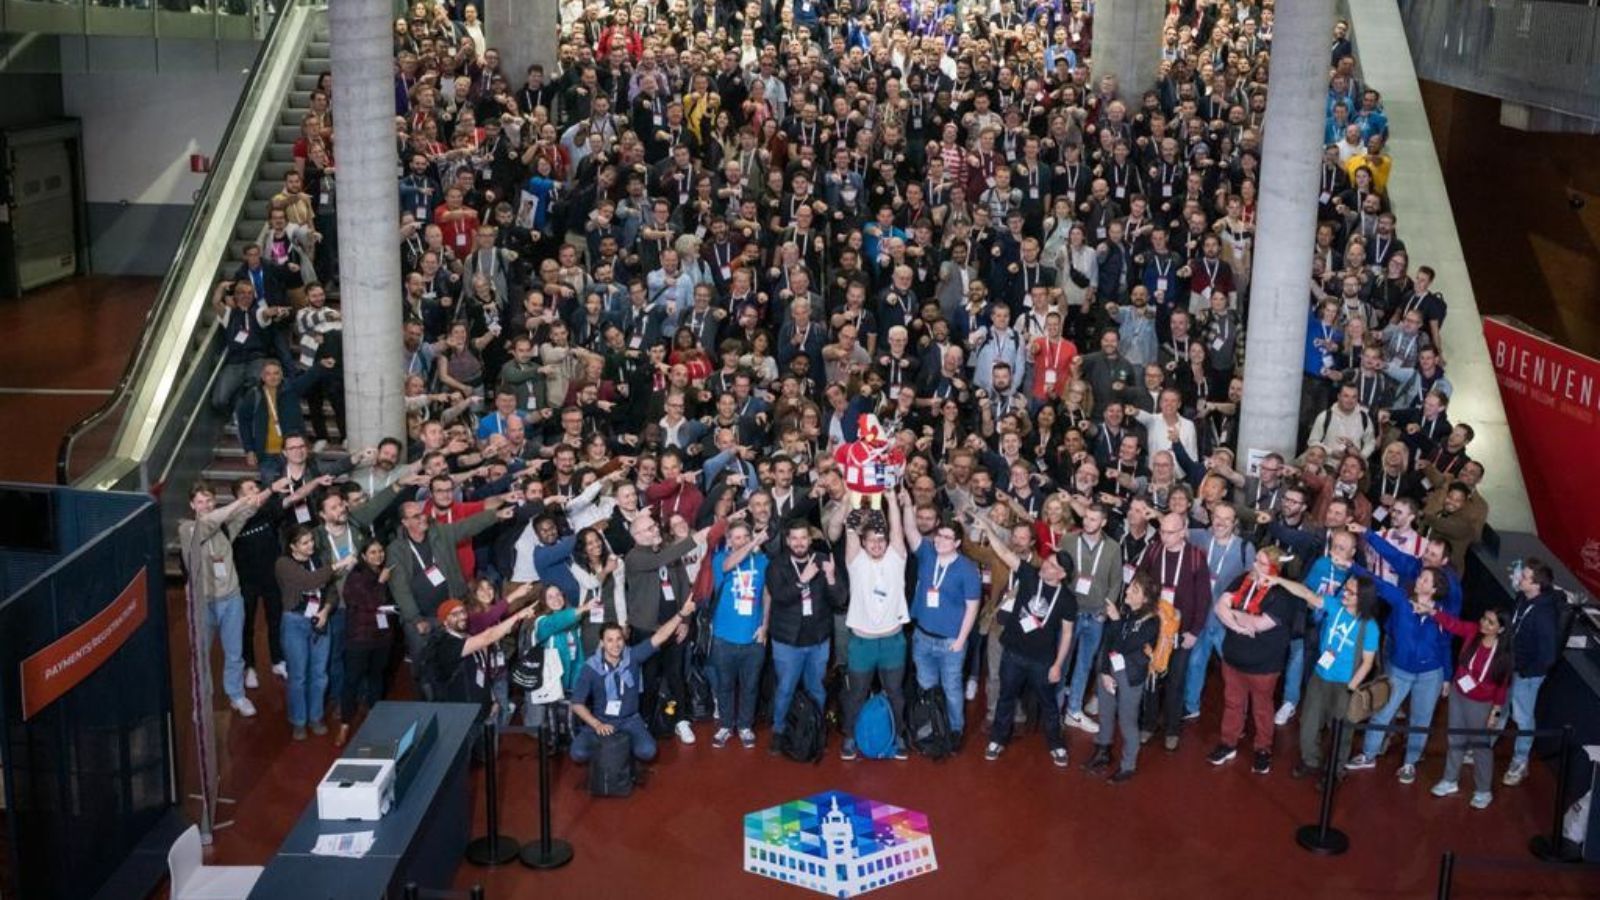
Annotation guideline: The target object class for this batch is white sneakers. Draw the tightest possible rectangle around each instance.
[675,721,696,744]
[712,727,733,748]
[1470,791,1494,809]
[965,678,978,701]
[1345,753,1376,771]
[231,697,257,718]
[1503,760,1528,786]
[1430,780,1459,797]
[271,661,287,679]
[1274,702,1296,726]
[1063,711,1099,734]
[244,668,260,690]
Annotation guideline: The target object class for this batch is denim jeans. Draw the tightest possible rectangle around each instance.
[1509,673,1545,764]
[1063,612,1103,717]
[571,713,657,762]
[1283,638,1306,706]
[771,640,829,734]
[326,607,346,714]
[711,638,766,731]
[1182,610,1225,716]
[281,611,331,726]
[1360,665,1445,764]
[912,629,968,735]
[207,592,247,701]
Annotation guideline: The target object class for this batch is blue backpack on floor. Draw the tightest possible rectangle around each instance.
[855,693,898,759]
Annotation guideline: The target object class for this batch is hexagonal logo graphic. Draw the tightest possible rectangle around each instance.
[743,790,937,897]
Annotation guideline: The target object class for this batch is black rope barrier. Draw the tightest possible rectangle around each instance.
[464,720,522,866]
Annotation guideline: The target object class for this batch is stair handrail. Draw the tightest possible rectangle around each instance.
[56,0,321,489]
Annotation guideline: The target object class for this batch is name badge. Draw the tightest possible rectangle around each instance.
[1211,337,1227,352]
[735,595,754,617]
[661,581,676,602]
[1456,673,1478,693]
[1109,651,1126,672]
[526,393,539,410]
[1114,185,1127,199]
[416,206,427,221]
[1319,191,1331,205]
[1096,226,1107,240]
[1075,575,1092,596]
[1317,650,1336,670]
[455,232,468,247]
[802,597,814,617]
[1159,586,1175,605]
[1028,187,1040,200]
[1372,506,1389,523]
[1044,369,1059,386]
[424,565,447,587]
[295,504,312,524]
[1122,564,1136,584]
[476,668,487,688]
[1019,615,1040,633]
[212,559,229,579]
[926,589,941,610]
[1161,184,1173,198]
[233,330,249,345]
[1320,353,1335,370]
[605,699,623,717]
[590,602,605,623]
[377,611,390,630]
[304,599,321,619]
[1155,278,1169,293]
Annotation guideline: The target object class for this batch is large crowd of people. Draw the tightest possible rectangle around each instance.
[181,0,1564,812]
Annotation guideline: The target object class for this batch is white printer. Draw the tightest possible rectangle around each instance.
[316,758,395,821]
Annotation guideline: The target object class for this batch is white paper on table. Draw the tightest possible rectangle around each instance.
[312,830,375,858]
[1568,635,1590,650]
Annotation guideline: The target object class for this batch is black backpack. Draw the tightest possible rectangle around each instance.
[588,730,636,798]
[907,685,954,760]
[780,689,827,764]
[648,673,683,738]
[686,652,716,721]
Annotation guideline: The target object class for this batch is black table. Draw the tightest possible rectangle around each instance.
[250,702,479,900]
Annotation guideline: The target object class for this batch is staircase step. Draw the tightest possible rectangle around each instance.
[294,74,322,92]
[280,108,311,127]
[301,58,329,75]
[274,125,301,144]
[267,143,297,162]
[235,219,266,241]
[230,239,256,261]
[288,90,313,108]
[306,41,330,59]
[244,199,269,221]
[259,160,295,181]
[250,182,280,201]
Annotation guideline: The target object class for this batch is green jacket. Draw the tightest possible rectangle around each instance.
[387,508,500,623]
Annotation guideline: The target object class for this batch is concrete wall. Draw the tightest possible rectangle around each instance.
[61,66,247,276]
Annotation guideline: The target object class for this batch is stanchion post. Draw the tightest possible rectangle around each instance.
[519,720,575,869]
[1295,717,1351,855]
[1435,851,1454,900]
[1528,724,1580,863]
[465,720,523,866]
[403,884,419,900]
[470,886,485,900]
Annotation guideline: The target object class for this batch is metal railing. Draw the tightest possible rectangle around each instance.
[1400,0,1600,121]
[55,0,321,490]
[0,0,269,41]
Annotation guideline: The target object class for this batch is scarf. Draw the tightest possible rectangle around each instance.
[586,645,634,707]
[1227,568,1277,615]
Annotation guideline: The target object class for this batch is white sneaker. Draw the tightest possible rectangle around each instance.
[1503,760,1528,786]
[712,727,732,749]
[230,697,258,718]
[1274,702,1296,726]
[675,721,697,744]
[965,678,978,701]
[271,661,287,679]
[244,668,260,690]
[1398,764,1417,784]
[1470,791,1493,810]
[1064,711,1099,734]
[1430,780,1459,798]
[1345,753,1376,771]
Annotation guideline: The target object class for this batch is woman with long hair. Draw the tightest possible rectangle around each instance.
[517,583,598,731]
[1084,572,1162,782]
[336,539,394,746]
[274,525,355,740]
[570,526,627,654]
[1423,595,1513,808]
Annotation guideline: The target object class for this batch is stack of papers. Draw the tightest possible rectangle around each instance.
[311,831,374,858]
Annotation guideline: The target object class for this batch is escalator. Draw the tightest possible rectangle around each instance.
[54,0,332,566]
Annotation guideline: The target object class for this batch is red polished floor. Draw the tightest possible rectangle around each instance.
[173,581,1596,900]
[0,275,155,484]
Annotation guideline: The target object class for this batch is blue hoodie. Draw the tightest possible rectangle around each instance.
[1354,532,1460,674]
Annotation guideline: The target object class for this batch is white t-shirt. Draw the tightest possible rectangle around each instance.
[847,548,910,637]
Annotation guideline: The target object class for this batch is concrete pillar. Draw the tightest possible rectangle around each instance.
[1092,0,1164,101]
[1237,0,1337,460]
[487,1,560,91]
[330,0,404,450]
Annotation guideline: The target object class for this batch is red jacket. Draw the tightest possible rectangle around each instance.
[645,479,703,529]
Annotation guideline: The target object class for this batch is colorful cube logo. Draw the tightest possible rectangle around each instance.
[743,791,937,897]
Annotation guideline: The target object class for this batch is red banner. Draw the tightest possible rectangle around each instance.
[1484,319,1600,593]
[19,569,148,720]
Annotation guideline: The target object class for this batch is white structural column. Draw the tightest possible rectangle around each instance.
[1093,0,1164,101]
[487,1,560,93]
[331,0,403,450]
[1237,0,1336,460]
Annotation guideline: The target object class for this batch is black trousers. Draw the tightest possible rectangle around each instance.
[240,576,283,669]
[341,640,391,719]
[1138,644,1192,737]
[636,630,688,727]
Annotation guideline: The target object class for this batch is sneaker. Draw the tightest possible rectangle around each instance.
[1291,763,1312,780]
[1503,760,1528,786]
[1470,791,1493,810]
[292,725,307,741]
[1164,734,1180,752]
[1430,779,1460,798]
[1207,744,1237,766]
[310,721,328,736]
[840,740,859,761]
[984,742,1003,761]
[675,721,697,744]
[1139,730,1153,745]
[1462,754,1475,767]
[1397,764,1417,784]
[739,728,757,749]
[1274,702,1297,726]
[965,678,978,701]
[1252,750,1272,775]
[1084,747,1112,774]
[230,697,258,718]
[244,668,260,690]
[1050,748,1069,768]
[712,727,733,749]
[1109,769,1136,784]
[1345,753,1376,771]
[271,661,287,679]
[893,743,910,761]
[1063,711,1099,734]
[1181,708,1201,722]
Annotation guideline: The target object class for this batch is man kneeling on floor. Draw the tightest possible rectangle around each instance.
[570,601,698,765]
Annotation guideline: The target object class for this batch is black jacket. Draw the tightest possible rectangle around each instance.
[765,552,846,646]
[1510,589,1561,678]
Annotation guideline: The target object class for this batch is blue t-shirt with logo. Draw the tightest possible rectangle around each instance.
[710,549,767,645]
[911,543,983,639]
[1315,605,1379,684]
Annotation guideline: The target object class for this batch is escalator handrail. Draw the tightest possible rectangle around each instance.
[55,0,313,486]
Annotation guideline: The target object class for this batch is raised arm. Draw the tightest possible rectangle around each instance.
[897,489,919,553]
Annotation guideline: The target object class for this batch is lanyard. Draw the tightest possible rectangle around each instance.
[930,560,951,592]
[1076,537,1105,580]
[1160,548,1181,587]
[407,538,432,571]
[1207,536,1235,576]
